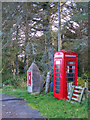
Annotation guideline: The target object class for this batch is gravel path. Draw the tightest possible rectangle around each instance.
[0,94,45,119]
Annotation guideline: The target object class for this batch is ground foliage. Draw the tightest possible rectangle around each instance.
[1,86,88,118]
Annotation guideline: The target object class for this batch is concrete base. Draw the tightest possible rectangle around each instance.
[31,92,40,95]
[27,86,32,93]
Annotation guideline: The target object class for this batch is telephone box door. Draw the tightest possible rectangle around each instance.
[65,59,77,97]
[54,59,62,99]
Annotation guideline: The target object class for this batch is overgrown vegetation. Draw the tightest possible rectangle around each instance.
[1,86,88,118]
[77,73,88,87]
[2,74,27,88]
[2,72,88,89]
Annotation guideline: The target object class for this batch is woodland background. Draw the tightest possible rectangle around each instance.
[1,2,88,88]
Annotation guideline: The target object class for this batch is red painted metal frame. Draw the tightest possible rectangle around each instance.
[53,50,77,99]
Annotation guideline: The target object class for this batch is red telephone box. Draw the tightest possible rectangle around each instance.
[53,50,77,99]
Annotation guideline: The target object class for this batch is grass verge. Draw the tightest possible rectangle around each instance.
[0,85,88,118]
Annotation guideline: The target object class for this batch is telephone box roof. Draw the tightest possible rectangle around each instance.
[54,50,77,55]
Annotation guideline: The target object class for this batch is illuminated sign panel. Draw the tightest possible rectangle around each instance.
[65,55,76,57]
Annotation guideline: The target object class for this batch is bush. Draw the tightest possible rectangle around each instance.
[3,74,27,88]
[77,73,88,87]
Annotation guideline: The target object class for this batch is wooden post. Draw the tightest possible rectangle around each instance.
[45,71,51,94]
[79,87,85,103]
[84,81,87,100]
[85,81,87,88]
[68,86,75,102]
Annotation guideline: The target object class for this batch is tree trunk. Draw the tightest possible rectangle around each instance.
[15,54,19,75]
[81,59,84,76]
[24,6,29,73]
[43,2,54,74]
[24,53,27,74]
[15,25,19,75]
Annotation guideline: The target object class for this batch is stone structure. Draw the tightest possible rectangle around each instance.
[27,63,43,94]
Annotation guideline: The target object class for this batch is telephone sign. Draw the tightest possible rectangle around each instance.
[28,71,31,85]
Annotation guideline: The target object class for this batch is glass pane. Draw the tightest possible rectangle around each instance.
[55,82,60,85]
[55,90,60,94]
[55,69,60,72]
[66,65,75,73]
[55,86,60,89]
[69,69,73,73]
[55,73,60,76]
[72,66,75,69]
[56,65,60,68]
[67,78,74,81]
[55,77,60,81]
[66,74,73,77]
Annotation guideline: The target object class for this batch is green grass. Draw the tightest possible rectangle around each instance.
[0,86,88,118]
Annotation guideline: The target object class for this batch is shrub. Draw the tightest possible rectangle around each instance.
[77,73,88,87]
[3,74,27,88]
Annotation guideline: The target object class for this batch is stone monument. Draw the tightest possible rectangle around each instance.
[27,63,43,94]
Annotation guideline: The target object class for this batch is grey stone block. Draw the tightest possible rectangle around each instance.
[27,63,44,94]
